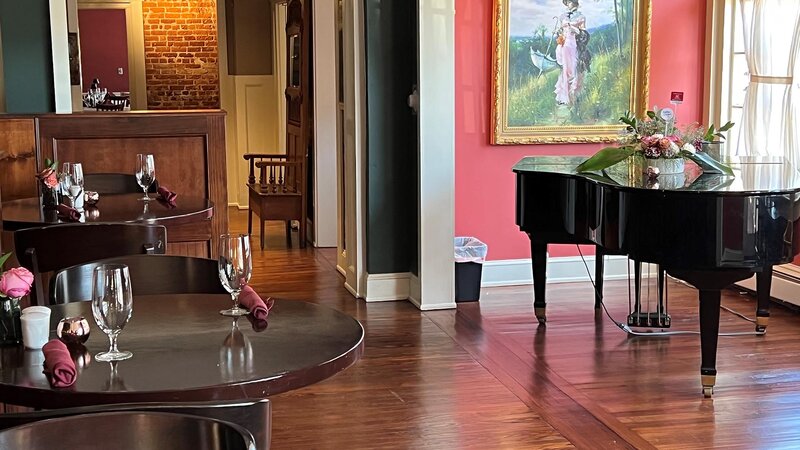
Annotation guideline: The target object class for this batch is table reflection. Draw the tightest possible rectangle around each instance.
[219,318,253,382]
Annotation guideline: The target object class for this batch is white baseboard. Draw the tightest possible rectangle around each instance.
[481,255,657,287]
[366,272,456,309]
[737,267,800,308]
[365,272,410,302]
[409,274,421,306]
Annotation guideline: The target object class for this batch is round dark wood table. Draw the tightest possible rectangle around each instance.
[1,194,213,231]
[0,294,364,408]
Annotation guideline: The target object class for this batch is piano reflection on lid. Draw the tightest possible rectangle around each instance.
[514,155,800,397]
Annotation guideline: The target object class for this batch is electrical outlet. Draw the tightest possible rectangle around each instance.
[117,67,124,75]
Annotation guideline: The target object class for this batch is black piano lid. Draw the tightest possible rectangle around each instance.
[512,155,800,196]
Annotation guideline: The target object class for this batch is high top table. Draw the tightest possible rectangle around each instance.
[0,294,364,408]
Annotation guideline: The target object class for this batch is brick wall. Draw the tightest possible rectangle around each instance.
[142,0,219,109]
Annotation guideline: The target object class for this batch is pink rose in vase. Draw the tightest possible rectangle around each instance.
[0,267,34,298]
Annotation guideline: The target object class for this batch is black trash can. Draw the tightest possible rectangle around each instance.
[454,237,487,302]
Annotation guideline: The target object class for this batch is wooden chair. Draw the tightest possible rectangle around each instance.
[0,399,270,450]
[244,153,306,250]
[95,101,125,111]
[14,223,166,305]
[51,254,226,303]
[84,173,159,195]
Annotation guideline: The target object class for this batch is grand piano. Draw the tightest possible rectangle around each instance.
[514,155,800,396]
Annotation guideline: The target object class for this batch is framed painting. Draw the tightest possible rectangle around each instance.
[492,0,651,144]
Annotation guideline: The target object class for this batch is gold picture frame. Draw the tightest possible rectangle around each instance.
[492,0,651,144]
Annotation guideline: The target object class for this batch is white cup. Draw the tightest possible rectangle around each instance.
[21,306,52,350]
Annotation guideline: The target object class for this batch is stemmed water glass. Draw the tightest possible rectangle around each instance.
[217,234,252,316]
[91,264,134,361]
[71,163,84,211]
[59,163,78,208]
[135,154,155,201]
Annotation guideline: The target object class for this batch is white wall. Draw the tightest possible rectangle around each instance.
[219,1,282,210]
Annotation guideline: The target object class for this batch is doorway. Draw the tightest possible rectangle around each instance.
[77,9,130,94]
[75,0,146,109]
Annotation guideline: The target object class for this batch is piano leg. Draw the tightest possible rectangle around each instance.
[531,241,548,324]
[755,267,772,332]
[699,289,722,398]
[594,246,605,309]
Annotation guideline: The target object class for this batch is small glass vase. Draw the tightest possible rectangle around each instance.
[41,185,59,210]
[0,297,22,346]
[644,157,685,175]
[701,141,723,162]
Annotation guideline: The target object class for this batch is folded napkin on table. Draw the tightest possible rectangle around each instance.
[42,339,77,388]
[246,313,269,332]
[239,286,274,323]
[157,186,178,204]
[56,204,81,222]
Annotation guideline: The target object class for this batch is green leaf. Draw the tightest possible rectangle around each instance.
[0,252,11,270]
[718,121,734,132]
[683,151,735,176]
[576,146,637,173]
[646,110,656,119]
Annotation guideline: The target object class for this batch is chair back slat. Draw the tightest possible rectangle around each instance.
[0,399,270,450]
[84,173,159,195]
[15,224,167,305]
[51,254,226,303]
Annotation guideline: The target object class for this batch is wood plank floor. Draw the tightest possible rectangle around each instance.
[237,209,800,449]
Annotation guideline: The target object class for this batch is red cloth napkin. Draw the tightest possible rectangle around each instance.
[157,186,178,204]
[239,286,274,322]
[42,339,77,388]
[246,313,269,332]
[56,204,80,222]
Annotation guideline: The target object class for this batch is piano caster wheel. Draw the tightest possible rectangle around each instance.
[756,316,768,333]
[534,307,546,324]
[701,374,715,398]
[702,386,714,398]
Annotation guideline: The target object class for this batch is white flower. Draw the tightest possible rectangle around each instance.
[681,143,696,154]
[669,142,681,154]
[652,133,664,139]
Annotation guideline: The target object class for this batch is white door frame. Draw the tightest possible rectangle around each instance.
[311,0,338,247]
[339,0,367,298]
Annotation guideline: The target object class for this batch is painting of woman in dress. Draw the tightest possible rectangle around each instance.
[554,0,591,105]
[493,0,648,142]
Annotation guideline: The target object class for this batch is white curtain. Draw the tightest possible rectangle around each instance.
[737,0,800,168]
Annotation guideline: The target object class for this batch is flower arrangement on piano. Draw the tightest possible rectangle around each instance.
[575,109,734,176]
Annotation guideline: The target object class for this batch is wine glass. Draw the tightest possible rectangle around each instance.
[59,163,76,207]
[135,154,155,201]
[71,163,85,211]
[91,264,134,361]
[218,234,252,316]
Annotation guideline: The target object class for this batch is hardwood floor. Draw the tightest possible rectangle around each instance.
[235,209,800,449]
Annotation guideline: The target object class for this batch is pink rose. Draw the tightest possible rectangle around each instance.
[0,267,34,298]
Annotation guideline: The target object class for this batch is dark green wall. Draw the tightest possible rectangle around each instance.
[0,0,55,113]
[364,0,418,274]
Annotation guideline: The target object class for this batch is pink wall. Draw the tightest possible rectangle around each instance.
[455,0,707,260]
[78,9,130,93]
